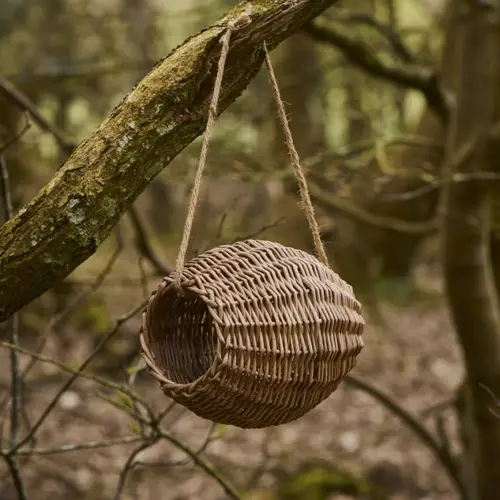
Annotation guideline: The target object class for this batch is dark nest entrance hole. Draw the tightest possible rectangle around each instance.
[149,285,218,385]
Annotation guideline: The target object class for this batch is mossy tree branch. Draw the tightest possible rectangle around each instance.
[0,0,341,322]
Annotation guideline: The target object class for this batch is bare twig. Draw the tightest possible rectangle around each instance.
[344,374,466,499]
[136,422,217,468]
[158,429,241,500]
[113,439,159,500]
[24,234,124,380]
[245,428,275,489]
[0,235,124,420]
[0,113,31,155]
[381,171,500,202]
[128,206,171,276]
[0,154,27,499]
[3,454,28,500]
[6,315,21,450]
[479,383,500,419]
[156,401,177,424]
[328,11,416,62]
[196,194,240,255]
[308,179,438,233]
[381,121,500,201]
[0,155,14,221]
[7,436,143,457]
[304,20,449,123]
[10,301,146,452]
[0,76,76,154]
[421,396,456,419]
[434,413,452,456]
[230,217,285,244]
[0,341,148,411]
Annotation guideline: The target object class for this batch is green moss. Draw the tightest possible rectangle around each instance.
[246,466,386,500]
[278,468,373,500]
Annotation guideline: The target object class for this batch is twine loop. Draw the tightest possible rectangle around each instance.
[174,4,329,290]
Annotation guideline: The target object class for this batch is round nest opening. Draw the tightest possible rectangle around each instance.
[147,284,217,386]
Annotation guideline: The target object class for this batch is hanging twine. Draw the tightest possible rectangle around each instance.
[173,10,251,289]
[173,5,328,290]
[263,43,329,268]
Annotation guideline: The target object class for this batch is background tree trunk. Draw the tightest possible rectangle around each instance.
[442,2,500,499]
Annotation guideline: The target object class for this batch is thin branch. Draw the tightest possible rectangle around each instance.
[0,76,76,154]
[196,194,241,255]
[328,11,416,62]
[1,154,27,499]
[135,422,217,468]
[4,436,143,457]
[0,113,31,155]
[381,121,500,201]
[20,234,124,382]
[421,396,456,419]
[344,374,466,499]
[113,439,158,500]
[6,315,21,450]
[158,429,241,500]
[307,179,438,233]
[244,428,275,490]
[0,155,14,221]
[0,341,148,411]
[304,20,449,123]
[230,217,285,244]
[381,171,500,202]
[0,234,123,418]
[10,301,146,452]
[479,383,500,418]
[128,206,171,275]
[124,355,150,436]
[3,455,28,500]
[156,401,177,424]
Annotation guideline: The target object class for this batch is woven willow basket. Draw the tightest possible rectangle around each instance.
[139,239,364,429]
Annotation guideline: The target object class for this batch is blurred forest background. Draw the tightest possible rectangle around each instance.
[1,0,500,499]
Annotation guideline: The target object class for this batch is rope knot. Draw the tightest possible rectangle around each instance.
[227,2,253,31]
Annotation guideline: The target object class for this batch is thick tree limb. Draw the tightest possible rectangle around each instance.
[304,20,450,123]
[0,0,340,322]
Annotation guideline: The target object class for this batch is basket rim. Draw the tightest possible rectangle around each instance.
[140,279,224,392]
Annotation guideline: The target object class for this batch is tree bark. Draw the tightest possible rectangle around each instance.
[442,2,500,499]
[0,0,341,322]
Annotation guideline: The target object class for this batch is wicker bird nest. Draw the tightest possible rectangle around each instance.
[139,239,364,429]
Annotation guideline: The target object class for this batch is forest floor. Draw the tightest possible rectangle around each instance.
[0,241,464,500]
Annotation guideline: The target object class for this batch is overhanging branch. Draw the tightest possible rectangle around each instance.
[304,20,450,124]
[0,0,341,322]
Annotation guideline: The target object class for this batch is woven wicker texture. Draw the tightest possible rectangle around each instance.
[140,239,364,429]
